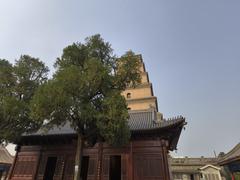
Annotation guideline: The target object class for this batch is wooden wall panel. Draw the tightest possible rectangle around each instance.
[63,155,74,180]
[11,153,39,180]
[87,156,97,180]
[122,154,128,180]
[133,154,165,180]
[10,139,171,180]
[36,154,47,180]
[102,155,109,180]
[53,156,65,180]
[36,145,75,180]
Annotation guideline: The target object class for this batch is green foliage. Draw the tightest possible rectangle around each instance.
[14,55,49,102]
[55,34,114,70]
[97,92,130,146]
[0,34,140,148]
[31,34,141,146]
[0,56,49,143]
[0,60,15,98]
[115,51,142,90]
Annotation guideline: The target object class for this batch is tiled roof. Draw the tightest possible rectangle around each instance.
[32,122,75,136]
[170,157,219,173]
[129,110,184,131]
[219,143,240,165]
[24,109,185,136]
[0,146,13,164]
[170,157,218,166]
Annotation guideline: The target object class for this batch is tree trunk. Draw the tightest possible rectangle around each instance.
[74,133,84,180]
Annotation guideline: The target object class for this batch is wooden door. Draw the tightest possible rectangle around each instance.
[37,154,65,180]
[102,154,128,180]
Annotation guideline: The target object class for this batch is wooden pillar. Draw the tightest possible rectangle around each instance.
[61,155,67,180]
[161,140,171,180]
[129,142,133,180]
[33,147,42,180]
[97,142,103,180]
[8,145,20,180]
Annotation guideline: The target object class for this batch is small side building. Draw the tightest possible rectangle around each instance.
[170,157,224,180]
[0,145,13,180]
[218,143,240,180]
[199,165,222,180]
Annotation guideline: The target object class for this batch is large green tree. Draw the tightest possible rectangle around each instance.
[30,34,141,180]
[0,55,49,143]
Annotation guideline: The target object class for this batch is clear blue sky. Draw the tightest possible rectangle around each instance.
[1,0,239,157]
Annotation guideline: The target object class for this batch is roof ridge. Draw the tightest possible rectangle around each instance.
[199,164,221,170]
[165,116,184,121]
[220,142,240,160]
[128,109,154,114]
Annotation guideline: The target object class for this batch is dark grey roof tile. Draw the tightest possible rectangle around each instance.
[25,109,185,136]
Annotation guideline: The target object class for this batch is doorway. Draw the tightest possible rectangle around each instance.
[80,156,89,180]
[43,156,57,180]
[109,155,121,180]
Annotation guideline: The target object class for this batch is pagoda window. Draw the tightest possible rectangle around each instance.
[127,93,131,99]
[109,155,121,180]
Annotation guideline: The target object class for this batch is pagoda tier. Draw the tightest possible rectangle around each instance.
[122,55,159,111]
